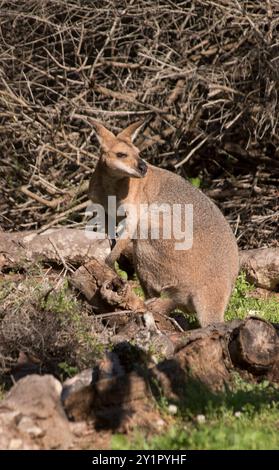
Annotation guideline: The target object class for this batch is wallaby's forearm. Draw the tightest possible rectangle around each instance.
[106,237,131,268]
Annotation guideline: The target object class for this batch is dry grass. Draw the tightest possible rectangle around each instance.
[0,270,108,379]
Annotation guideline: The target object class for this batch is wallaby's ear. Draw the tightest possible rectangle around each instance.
[117,120,145,143]
[90,119,116,152]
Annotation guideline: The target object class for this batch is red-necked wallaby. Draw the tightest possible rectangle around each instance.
[88,119,239,327]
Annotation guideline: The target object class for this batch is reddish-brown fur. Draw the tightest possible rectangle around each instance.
[88,120,239,326]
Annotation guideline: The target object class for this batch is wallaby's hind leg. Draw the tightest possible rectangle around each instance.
[144,285,191,317]
[136,274,161,300]
[142,282,231,327]
[192,286,230,327]
[145,297,177,316]
[106,238,131,268]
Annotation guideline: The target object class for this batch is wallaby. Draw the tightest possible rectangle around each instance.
[88,119,239,327]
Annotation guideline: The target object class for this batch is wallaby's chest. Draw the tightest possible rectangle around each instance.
[89,171,140,217]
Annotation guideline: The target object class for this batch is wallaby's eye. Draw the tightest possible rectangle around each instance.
[116,152,127,159]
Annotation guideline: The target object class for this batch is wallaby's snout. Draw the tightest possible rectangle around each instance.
[137,158,147,177]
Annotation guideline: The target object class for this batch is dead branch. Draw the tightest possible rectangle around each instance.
[70,258,146,313]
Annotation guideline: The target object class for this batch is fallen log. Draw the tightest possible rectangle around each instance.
[0,229,110,271]
[61,316,279,425]
[229,317,279,374]
[1,228,279,292]
[239,248,279,291]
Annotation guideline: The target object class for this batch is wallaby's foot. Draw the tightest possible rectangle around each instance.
[193,289,228,327]
[145,297,177,316]
[198,313,224,328]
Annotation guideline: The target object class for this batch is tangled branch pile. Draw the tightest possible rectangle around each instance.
[0,0,278,247]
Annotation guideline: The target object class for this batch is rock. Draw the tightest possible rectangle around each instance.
[63,368,93,390]
[168,404,178,415]
[154,418,166,429]
[17,416,45,438]
[196,414,206,424]
[62,369,94,421]
[8,438,28,450]
[0,375,73,449]
[62,353,128,421]
[150,334,175,359]
[69,421,89,437]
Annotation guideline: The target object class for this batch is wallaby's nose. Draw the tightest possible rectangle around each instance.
[138,159,147,176]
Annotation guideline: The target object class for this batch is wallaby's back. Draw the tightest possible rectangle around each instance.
[133,164,239,326]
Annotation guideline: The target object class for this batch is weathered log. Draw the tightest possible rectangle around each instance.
[2,228,278,293]
[70,258,146,313]
[240,248,279,291]
[70,258,115,307]
[61,317,279,425]
[0,229,110,270]
[229,317,279,374]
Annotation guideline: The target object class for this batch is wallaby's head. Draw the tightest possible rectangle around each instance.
[91,120,148,178]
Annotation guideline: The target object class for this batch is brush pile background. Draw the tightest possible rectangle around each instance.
[0,0,278,248]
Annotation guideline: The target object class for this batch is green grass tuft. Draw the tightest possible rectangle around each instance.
[225,273,279,322]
